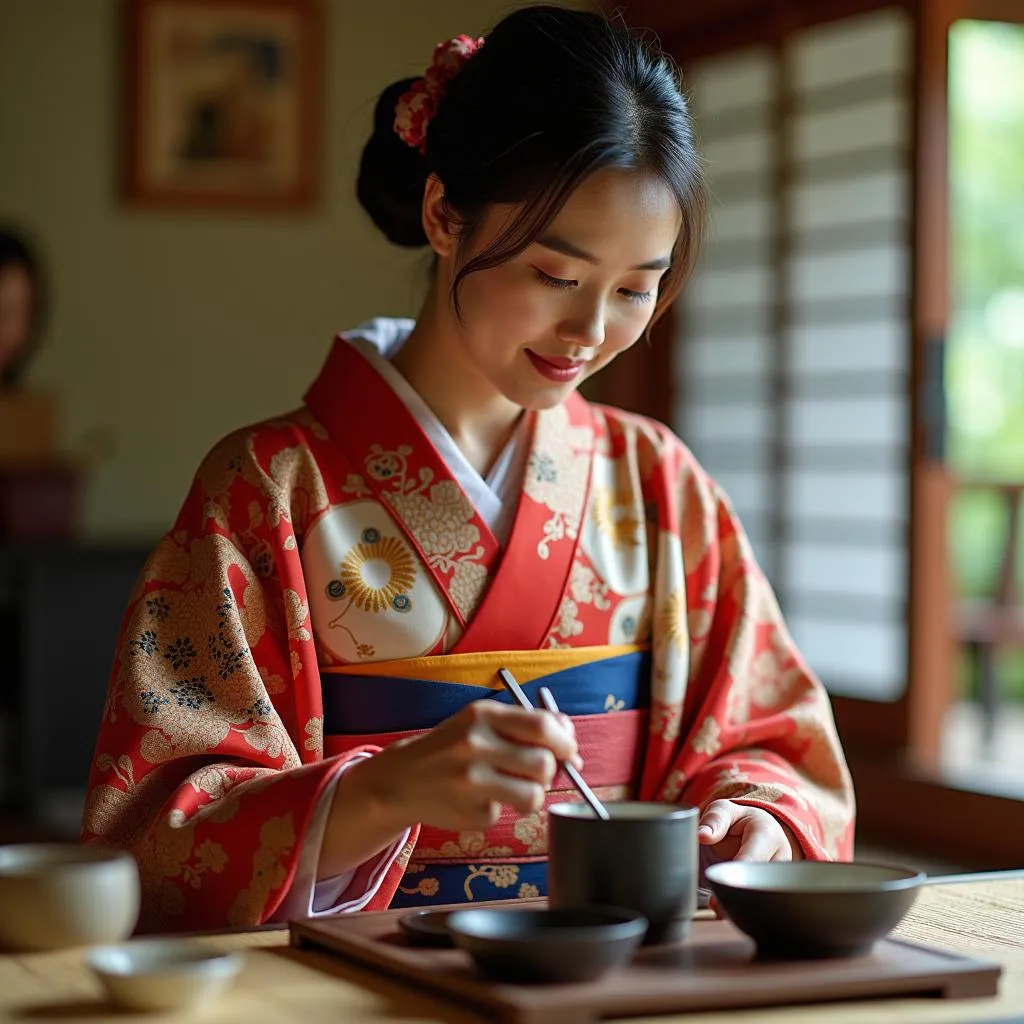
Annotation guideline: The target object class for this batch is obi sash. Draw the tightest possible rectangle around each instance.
[321,645,650,908]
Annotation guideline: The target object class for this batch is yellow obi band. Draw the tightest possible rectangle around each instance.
[321,643,645,684]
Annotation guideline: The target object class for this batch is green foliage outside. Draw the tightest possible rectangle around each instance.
[946,20,1024,700]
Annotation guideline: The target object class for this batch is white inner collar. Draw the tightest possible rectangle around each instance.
[341,318,531,544]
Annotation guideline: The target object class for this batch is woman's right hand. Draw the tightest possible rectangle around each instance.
[318,699,580,878]
[353,699,581,831]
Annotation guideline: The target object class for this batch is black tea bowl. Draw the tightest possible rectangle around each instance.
[446,906,647,983]
[398,910,456,947]
[705,861,925,959]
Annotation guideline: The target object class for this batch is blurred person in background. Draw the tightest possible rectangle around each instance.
[0,228,44,391]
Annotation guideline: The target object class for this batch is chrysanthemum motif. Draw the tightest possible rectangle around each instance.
[659,589,687,650]
[591,487,641,548]
[487,865,519,889]
[339,535,416,614]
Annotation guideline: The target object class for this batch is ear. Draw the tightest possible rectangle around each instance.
[421,174,458,258]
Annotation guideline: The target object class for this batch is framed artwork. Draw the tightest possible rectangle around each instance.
[123,0,322,210]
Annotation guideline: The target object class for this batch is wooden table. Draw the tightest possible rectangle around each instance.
[2,880,1022,1023]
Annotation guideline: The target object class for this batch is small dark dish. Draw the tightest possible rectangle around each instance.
[705,861,925,959]
[398,910,455,947]
[446,906,647,983]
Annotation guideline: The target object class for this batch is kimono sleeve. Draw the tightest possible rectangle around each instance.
[670,474,856,861]
[81,424,416,931]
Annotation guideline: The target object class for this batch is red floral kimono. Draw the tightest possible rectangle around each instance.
[82,324,855,931]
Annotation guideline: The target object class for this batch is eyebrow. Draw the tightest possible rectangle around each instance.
[536,234,672,272]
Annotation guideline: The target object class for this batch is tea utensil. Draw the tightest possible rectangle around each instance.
[497,668,611,820]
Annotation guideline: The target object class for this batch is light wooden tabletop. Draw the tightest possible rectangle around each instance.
[1,880,1021,1023]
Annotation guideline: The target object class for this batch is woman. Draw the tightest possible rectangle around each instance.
[83,5,854,931]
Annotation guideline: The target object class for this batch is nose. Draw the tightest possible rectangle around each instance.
[556,295,606,350]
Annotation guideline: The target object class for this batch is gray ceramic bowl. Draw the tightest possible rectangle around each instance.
[86,938,243,1013]
[0,843,140,951]
[705,861,925,959]
[446,906,647,983]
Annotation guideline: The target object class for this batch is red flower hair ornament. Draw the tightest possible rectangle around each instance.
[393,35,485,154]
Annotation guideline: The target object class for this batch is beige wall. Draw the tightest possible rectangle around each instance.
[0,0,584,539]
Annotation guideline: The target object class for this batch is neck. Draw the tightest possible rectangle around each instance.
[391,289,524,476]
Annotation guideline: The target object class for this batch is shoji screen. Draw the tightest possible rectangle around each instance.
[677,48,780,580]
[676,8,913,701]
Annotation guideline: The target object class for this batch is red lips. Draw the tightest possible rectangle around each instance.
[525,350,588,383]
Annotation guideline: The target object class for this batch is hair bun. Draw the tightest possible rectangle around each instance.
[356,78,430,248]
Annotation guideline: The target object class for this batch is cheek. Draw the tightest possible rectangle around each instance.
[603,307,652,356]
[461,268,552,335]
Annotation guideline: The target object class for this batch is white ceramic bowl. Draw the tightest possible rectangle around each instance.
[0,843,140,951]
[86,938,244,1013]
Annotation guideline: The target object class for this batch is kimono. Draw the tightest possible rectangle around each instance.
[82,318,855,932]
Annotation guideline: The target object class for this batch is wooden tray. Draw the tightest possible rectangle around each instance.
[289,901,1002,1024]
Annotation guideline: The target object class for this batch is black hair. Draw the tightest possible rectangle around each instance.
[0,226,45,389]
[356,4,707,325]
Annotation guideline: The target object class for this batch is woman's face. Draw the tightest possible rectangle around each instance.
[0,265,34,379]
[439,168,681,410]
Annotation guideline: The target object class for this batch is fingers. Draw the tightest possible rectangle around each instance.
[699,800,794,862]
[413,700,584,827]
[466,760,546,815]
[397,700,587,832]
[734,823,784,862]
[448,797,502,831]
[556,712,581,765]
[698,799,735,844]
[466,722,559,788]
[474,700,581,767]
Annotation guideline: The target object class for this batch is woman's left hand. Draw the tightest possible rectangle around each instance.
[698,799,804,917]
[698,799,802,863]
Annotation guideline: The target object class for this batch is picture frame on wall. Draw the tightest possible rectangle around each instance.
[123,0,322,211]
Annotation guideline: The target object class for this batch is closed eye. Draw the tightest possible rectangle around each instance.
[534,268,576,290]
[534,268,655,305]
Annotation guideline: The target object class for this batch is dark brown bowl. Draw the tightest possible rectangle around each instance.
[398,910,455,947]
[446,906,647,983]
[705,861,925,959]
